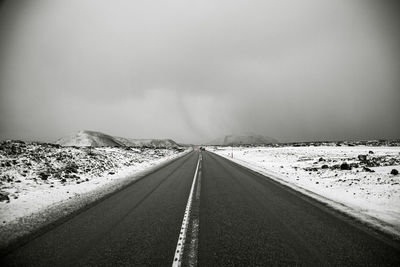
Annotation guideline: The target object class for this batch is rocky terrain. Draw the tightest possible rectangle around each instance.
[0,140,184,203]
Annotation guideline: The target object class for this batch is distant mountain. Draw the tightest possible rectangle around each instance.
[56,130,179,148]
[113,136,179,148]
[207,133,278,146]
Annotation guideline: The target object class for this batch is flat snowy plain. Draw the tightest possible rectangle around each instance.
[210,145,400,238]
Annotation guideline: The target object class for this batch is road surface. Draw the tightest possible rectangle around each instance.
[1,150,400,266]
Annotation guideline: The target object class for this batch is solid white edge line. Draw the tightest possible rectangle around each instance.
[172,153,201,267]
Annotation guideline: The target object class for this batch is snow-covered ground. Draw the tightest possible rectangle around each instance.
[0,140,189,247]
[210,145,400,237]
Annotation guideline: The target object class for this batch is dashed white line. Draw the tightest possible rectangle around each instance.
[172,153,201,267]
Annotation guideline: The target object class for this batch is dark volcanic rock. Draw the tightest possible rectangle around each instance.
[349,163,359,168]
[391,169,399,175]
[321,164,329,169]
[363,167,375,173]
[358,154,367,161]
[38,172,49,180]
[0,192,10,202]
[366,160,380,167]
[331,164,341,170]
[340,162,351,170]
[304,167,319,172]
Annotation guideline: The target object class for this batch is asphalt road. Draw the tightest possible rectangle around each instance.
[1,149,400,266]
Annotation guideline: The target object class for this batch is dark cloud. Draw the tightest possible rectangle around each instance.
[1,0,399,143]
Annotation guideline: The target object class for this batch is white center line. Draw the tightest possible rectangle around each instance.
[172,153,201,267]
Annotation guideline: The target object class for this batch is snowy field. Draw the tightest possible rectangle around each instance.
[210,145,400,237]
[0,140,188,247]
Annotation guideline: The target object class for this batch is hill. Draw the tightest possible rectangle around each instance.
[207,133,278,146]
[55,130,123,147]
[113,137,179,148]
[56,130,179,148]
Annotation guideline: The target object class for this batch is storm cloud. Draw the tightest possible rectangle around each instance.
[1,0,399,143]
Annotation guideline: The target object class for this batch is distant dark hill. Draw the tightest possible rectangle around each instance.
[113,136,179,148]
[207,133,278,146]
[56,130,179,148]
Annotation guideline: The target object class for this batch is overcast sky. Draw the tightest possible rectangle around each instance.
[0,0,399,144]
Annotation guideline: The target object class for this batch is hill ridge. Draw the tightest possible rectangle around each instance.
[56,130,179,148]
[207,133,278,146]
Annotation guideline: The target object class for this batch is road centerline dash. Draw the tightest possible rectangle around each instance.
[172,153,202,267]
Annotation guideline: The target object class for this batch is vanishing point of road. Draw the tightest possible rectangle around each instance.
[1,150,400,266]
